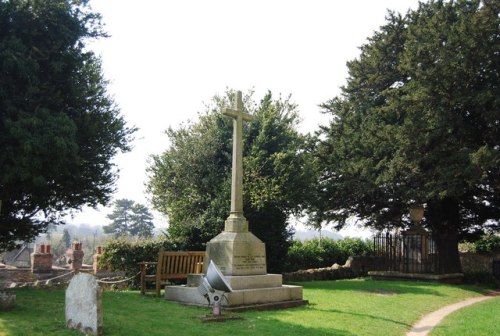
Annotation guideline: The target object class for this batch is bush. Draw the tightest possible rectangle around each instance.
[475,235,500,253]
[284,237,372,272]
[99,238,178,289]
[459,234,500,254]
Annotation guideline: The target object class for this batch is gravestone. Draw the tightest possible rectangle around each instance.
[65,273,102,336]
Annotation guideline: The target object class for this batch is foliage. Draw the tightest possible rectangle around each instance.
[284,237,373,272]
[0,0,136,251]
[53,228,71,254]
[473,234,500,253]
[61,228,71,249]
[103,199,155,238]
[147,90,315,272]
[98,238,176,288]
[459,234,500,253]
[312,0,499,273]
[2,280,493,336]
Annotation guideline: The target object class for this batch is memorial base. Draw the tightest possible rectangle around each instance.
[204,231,267,276]
[165,273,306,310]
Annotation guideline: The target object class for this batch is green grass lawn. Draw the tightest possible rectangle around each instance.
[0,278,494,336]
[430,296,500,336]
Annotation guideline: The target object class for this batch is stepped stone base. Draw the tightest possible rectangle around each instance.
[165,273,306,309]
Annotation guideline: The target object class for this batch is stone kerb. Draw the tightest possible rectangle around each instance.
[65,273,102,336]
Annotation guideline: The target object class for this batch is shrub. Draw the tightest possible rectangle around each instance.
[99,238,178,289]
[284,237,372,272]
[474,235,500,253]
[459,234,500,254]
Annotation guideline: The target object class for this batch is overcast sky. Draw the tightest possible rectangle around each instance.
[70,0,422,236]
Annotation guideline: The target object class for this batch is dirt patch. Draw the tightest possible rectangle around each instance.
[355,289,398,296]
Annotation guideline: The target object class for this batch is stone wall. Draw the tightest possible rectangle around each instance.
[460,252,500,274]
[283,256,383,282]
[0,268,72,288]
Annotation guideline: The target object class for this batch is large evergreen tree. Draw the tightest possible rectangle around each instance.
[103,199,154,238]
[313,0,499,273]
[147,90,314,272]
[0,0,136,250]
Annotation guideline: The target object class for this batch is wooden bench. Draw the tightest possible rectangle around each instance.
[139,249,205,296]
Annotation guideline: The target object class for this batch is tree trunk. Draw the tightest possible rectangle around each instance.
[427,198,463,274]
[434,232,462,273]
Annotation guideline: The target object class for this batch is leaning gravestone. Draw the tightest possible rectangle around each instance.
[65,273,102,336]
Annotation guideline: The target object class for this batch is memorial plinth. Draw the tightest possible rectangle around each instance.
[165,91,306,309]
[204,217,266,276]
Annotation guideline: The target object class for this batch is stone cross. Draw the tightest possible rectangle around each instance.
[222,91,254,228]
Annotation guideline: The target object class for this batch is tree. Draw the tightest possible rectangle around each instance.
[103,199,155,238]
[147,90,315,272]
[313,0,499,273]
[53,227,72,257]
[129,203,155,237]
[0,0,136,250]
[61,228,72,249]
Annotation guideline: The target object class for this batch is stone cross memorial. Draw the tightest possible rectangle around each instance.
[166,90,306,309]
[204,91,267,276]
[222,91,253,230]
[65,273,102,336]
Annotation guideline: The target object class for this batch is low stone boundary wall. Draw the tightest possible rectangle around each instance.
[0,268,72,287]
[460,252,500,274]
[283,253,500,283]
[0,267,126,290]
[283,256,383,282]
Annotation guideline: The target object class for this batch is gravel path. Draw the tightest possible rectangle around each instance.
[406,291,499,336]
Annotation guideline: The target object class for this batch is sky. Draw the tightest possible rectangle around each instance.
[69,0,422,237]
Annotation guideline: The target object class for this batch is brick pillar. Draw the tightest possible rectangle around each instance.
[31,244,53,273]
[71,242,84,273]
[93,246,103,274]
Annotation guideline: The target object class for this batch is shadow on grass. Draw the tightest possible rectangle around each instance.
[0,289,356,336]
[292,278,491,297]
[311,306,411,328]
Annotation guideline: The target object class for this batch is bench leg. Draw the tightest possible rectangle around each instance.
[140,264,146,295]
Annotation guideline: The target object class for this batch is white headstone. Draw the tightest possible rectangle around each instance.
[65,273,102,336]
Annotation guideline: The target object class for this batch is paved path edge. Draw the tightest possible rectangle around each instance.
[406,291,499,336]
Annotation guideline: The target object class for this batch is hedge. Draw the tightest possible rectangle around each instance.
[459,234,500,254]
[98,238,178,289]
[99,236,374,288]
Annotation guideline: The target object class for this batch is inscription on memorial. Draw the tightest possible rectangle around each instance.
[233,255,266,271]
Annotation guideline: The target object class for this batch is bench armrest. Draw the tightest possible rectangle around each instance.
[139,262,158,295]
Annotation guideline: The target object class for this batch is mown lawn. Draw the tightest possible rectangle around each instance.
[430,296,500,336]
[0,278,494,336]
